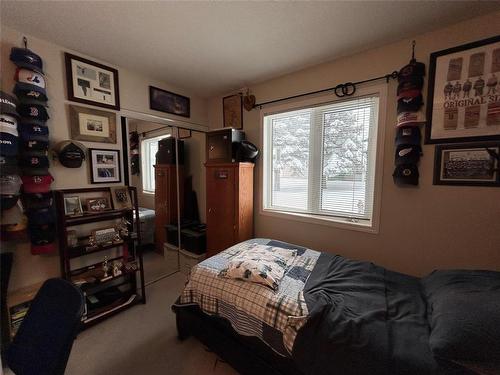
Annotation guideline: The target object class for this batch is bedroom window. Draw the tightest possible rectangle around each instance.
[141,135,169,193]
[262,92,384,231]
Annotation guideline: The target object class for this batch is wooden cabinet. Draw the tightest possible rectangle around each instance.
[154,164,183,253]
[206,162,254,257]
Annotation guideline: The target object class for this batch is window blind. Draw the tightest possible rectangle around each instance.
[263,95,379,223]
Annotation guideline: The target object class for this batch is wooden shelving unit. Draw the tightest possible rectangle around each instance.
[55,186,146,329]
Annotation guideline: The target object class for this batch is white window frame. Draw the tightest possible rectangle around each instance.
[259,83,387,234]
[141,135,170,194]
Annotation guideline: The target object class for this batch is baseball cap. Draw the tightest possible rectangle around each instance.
[10,47,44,74]
[27,207,56,225]
[1,195,19,211]
[54,140,86,168]
[397,95,423,114]
[393,165,419,186]
[0,116,19,137]
[21,153,49,175]
[395,145,421,166]
[0,175,22,195]
[14,84,48,106]
[0,132,19,156]
[19,123,49,142]
[395,127,421,147]
[29,223,56,254]
[0,156,19,176]
[1,203,24,225]
[397,76,423,98]
[396,111,426,128]
[398,60,426,83]
[18,104,49,122]
[14,68,47,97]
[21,174,54,193]
[0,91,19,119]
[22,139,49,152]
[22,192,53,210]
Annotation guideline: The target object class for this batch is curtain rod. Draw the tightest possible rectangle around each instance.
[253,71,399,109]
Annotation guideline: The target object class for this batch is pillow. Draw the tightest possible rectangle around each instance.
[220,244,296,290]
[422,270,500,365]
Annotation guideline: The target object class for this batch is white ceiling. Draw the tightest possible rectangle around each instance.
[1,1,499,98]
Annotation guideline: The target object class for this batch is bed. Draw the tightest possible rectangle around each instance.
[173,239,500,375]
[136,207,155,246]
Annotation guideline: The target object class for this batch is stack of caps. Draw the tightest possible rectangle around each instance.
[10,46,55,254]
[393,59,426,186]
[0,91,26,240]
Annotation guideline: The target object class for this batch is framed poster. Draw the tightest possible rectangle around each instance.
[88,148,121,184]
[149,86,190,118]
[223,94,243,129]
[426,36,500,144]
[433,142,500,186]
[65,53,120,110]
[69,105,116,143]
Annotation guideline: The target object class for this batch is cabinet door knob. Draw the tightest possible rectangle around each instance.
[208,208,212,213]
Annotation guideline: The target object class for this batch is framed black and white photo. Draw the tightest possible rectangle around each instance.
[110,186,132,210]
[64,196,83,216]
[69,105,116,143]
[223,94,243,129]
[434,142,500,186]
[149,86,190,118]
[65,53,120,110]
[426,36,500,144]
[88,148,121,184]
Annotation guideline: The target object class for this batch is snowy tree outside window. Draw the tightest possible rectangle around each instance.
[263,95,379,225]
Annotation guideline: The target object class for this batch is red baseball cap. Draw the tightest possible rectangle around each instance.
[31,243,55,255]
[21,174,54,193]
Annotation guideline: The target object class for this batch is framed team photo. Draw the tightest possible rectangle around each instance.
[88,148,121,184]
[65,53,120,111]
[426,36,500,144]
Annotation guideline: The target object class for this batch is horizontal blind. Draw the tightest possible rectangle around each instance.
[264,95,379,222]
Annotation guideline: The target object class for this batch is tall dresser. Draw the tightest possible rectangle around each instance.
[206,162,254,257]
[154,164,183,253]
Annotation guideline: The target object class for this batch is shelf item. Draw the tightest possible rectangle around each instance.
[55,186,146,329]
[206,163,254,257]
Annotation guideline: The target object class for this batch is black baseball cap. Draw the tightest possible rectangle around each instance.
[0,156,19,176]
[398,60,426,83]
[54,141,86,168]
[18,104,49,122]
[397,76,424,98]
[395,145,421,166]
[0,132,19,156]
[397,95,423,114]
[22,192,53,210]
[10,47,44,74]
[0,91,19,119]
[393,164,419,186]
[27,207,56,225]
[1,194,20,211]
[21,153,49,175]
[14,85,48,106]
[22,139,49,152]
[395,127,421,147]
[19,122,49,142]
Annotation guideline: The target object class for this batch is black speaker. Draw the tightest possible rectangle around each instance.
[237,140,259,163]
[156,138,184,165]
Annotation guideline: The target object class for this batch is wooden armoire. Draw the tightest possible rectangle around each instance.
[206,162,254,257]
[154,164,183,253]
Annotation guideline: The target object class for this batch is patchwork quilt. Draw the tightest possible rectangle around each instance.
[175,238,321,355]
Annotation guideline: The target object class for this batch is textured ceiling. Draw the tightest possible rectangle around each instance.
[1,1,499,97]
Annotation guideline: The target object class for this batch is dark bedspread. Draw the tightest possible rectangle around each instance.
[292,252,472,375]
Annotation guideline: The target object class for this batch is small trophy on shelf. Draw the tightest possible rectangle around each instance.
[102,256,110,278]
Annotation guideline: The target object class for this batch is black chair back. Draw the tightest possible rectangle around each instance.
[7,278,84,375]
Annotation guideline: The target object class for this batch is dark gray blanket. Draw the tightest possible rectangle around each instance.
[292,252,471,375]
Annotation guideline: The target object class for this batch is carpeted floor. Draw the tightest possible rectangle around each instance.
[63,272,238,375]
[142,248,178,285]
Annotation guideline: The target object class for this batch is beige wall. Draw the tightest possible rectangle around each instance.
[208,12,500,276]
[1,26,208,290]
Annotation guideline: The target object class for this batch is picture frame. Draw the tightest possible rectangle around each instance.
[85,197,111,213]
[433,142,500,187]
[149,86,190,118]
[426,35,500,144]
[88,148,121,184]
[65,53,120,111]
[64,196,83,216]
[69,105,117,143]
[223,94,243,129]
[110,186,133,210]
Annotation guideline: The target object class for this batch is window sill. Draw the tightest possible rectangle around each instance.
[260,208,379,234]
[142,190,155,195]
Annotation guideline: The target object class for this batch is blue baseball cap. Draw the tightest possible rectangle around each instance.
[14,84,48,106]
[15,68,47,98]
[27,207,56,225]
[0,132,19,156]
[19,123,49,142]
[10,47,44,74]
[0,91,20,119]
[18,104,49,122]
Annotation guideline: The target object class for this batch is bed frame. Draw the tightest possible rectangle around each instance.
[173,304,302,375]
